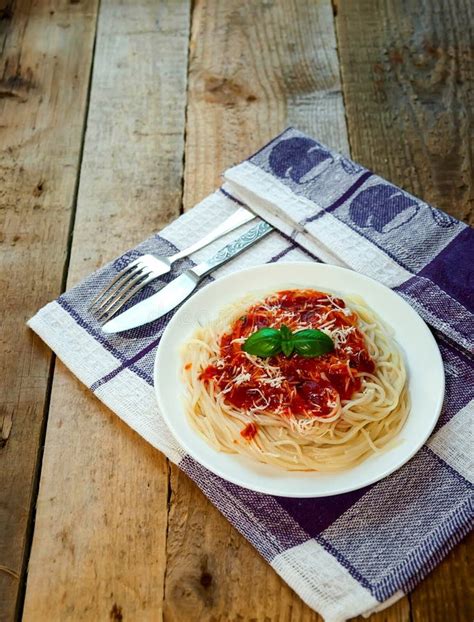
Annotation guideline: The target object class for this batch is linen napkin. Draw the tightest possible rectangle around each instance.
[29,128,473,622]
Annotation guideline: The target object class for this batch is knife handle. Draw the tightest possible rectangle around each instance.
[192,220,273,278]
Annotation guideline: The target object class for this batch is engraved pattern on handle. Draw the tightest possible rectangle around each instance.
[193,221,273,277]
[208,221,273,265]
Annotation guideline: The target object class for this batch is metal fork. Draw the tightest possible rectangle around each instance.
[89,207,255,320]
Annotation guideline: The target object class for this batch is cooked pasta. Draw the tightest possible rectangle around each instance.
[182,289,409,471]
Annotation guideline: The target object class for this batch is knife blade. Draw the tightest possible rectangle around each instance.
[101,271,199,334]
[102,220,273,334]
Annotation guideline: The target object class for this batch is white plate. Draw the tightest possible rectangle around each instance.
[154,263,444,497]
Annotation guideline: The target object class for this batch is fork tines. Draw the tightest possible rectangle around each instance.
[88,257,153,320]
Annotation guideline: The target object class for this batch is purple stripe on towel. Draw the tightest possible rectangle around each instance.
[57,298,129,364]
[278,486,371,536]
[418,226,474,314]
[314,533,375,594]
[306,170,373,223]
[434,337,474,430]
[269,243,298,263]
[395,276,473,349]
[57,298,155,388]
[390,497,473,595]
[90,336,161,391]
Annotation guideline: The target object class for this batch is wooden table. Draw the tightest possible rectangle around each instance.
[1,1,472,620]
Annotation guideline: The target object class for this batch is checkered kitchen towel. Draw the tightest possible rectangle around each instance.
[29,128,473,621]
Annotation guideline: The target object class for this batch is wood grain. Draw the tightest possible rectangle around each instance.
[0,1,98,619]
[334,0,473,225]
[164,1,409,621]
[410,534,473,622]
[165,468,322,622]
[9,0,471,621]
[335,2,473,619]
[182,0,350,209]
[22,0,191,619]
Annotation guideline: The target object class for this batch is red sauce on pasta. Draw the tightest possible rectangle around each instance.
[240,423,258,440]
[199,290,374,420]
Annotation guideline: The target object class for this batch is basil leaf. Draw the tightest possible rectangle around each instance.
[281,340,294,357]
[280,324,294,357]
[279,325,292,340]
[243,325,334,359]
[242,328,282,357]
[293,329,334,358]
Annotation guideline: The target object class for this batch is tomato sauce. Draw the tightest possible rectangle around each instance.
[240,423,258,440]
[199,290,375,422]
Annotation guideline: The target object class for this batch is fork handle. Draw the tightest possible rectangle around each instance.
[169,207,255,262]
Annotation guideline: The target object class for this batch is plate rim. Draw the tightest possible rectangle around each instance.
[153,262,445,497]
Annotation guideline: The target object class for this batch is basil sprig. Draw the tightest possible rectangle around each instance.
[241,327,281,357]
[242,325,334,359]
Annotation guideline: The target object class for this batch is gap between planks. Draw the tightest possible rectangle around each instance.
[22,1,191,619]
[15,5,102,618]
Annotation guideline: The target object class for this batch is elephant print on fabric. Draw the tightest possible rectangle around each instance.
[349,184,420,234]
[268,137,332,183]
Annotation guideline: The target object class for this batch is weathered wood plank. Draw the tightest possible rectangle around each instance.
[0,1,99,619]
[164,1,409,621]
[335,1,473,618]
[410,534,473,622]
[22,0,191,619]
[334,0,473,225]
[165,469,322,622]
[182,0,350,208]
[15,0,470,620]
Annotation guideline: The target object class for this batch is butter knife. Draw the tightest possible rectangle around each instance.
[102,220,273,334]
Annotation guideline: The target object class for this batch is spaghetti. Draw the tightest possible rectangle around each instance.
[182,289,409,471]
